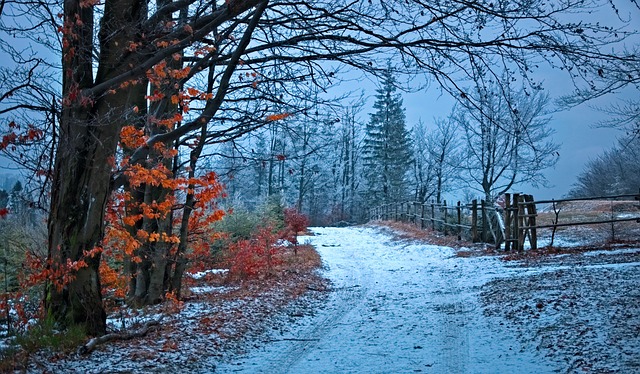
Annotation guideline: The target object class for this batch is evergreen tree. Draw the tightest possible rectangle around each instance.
[363,68,412,206]
[9,181,23,217]
[0,190,8,210]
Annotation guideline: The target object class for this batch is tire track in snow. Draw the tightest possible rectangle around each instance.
[217,227,373,373]
[260,257,370,373]
[217,226,556,373]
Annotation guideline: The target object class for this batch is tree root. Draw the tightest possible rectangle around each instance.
[78,319,161,355]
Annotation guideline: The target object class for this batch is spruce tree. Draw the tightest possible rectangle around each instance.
[363,67,413,206]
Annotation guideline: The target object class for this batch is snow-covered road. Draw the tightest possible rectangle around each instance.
[217,226,554,373]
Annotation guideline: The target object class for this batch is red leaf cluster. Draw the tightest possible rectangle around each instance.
[283,207,309,246]
[227,225,284,280]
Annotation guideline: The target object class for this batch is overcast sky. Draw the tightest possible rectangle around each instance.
[358,1,640,201]
[400,82,625,201]
[1,1,637,202]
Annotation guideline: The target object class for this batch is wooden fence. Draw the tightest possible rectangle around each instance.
[370,191,640,250]
[506,192,640,250]
[369,199,503,244]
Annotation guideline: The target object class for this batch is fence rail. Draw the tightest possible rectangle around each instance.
[369,199,503,244]
[369,190,640,250]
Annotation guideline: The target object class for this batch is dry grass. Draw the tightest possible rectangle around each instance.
[369,221,499,258]
[371,198,640,261]
[536,200,638,227]
[150,243,328,356]
[533,199,640,250]
[501,241,640,261]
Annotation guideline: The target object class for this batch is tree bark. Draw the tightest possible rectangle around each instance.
[46,103,117,336]
[45,0,147,336]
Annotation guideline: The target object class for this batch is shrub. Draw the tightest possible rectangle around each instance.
[212,207,259,243]
[0,218,47,335]
[215,203,309,280]
[227,225,284,281]
[260,195,286,232]
[283,208,309,254]
[13,319,86,353]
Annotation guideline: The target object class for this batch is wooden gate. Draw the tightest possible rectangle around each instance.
[503,193,537,251]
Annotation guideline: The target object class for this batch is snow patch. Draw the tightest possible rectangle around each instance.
[187,268,228,279]
[189,285,234,294]
[582,247,640,257]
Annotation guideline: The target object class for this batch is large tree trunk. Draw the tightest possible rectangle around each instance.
[46,111,116,336]
[128,0,180,304]
[45,0,146,336]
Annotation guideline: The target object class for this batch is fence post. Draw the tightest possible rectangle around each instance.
[504,193,512,251]
[443,200,448,235]
[525,194,537,250]
[481,200,487,242]
[431,201,436,230]
[406,202,411,223]
[513,193,520,251]
[471,199,478,242]
[518,195,527,249]
[405,201,409,222]
[420,203,425,229]
[457,201,462,240]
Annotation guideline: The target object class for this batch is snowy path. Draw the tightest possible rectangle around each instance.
[217,226,554,373]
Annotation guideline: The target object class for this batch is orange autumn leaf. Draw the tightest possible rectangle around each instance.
[266,112,291,121]
[120,126,146,148]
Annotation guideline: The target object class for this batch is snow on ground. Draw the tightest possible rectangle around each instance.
[215,226,556,373]
[188,269,229,279]
[21,225,640,373]
[482,244,640,373]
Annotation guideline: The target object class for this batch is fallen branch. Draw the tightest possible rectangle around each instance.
[305,285,328,292]
[78,319,161,355]
[265,338,320,343]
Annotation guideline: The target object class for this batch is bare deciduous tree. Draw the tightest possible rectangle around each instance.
[454,79,559,202]
[569,136,640,197]
[430,117,461,204]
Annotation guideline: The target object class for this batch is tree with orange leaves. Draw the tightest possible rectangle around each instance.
[44,0,268,336]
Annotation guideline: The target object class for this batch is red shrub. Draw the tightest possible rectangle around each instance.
[227,225,284,281]
[283,208,309,247]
